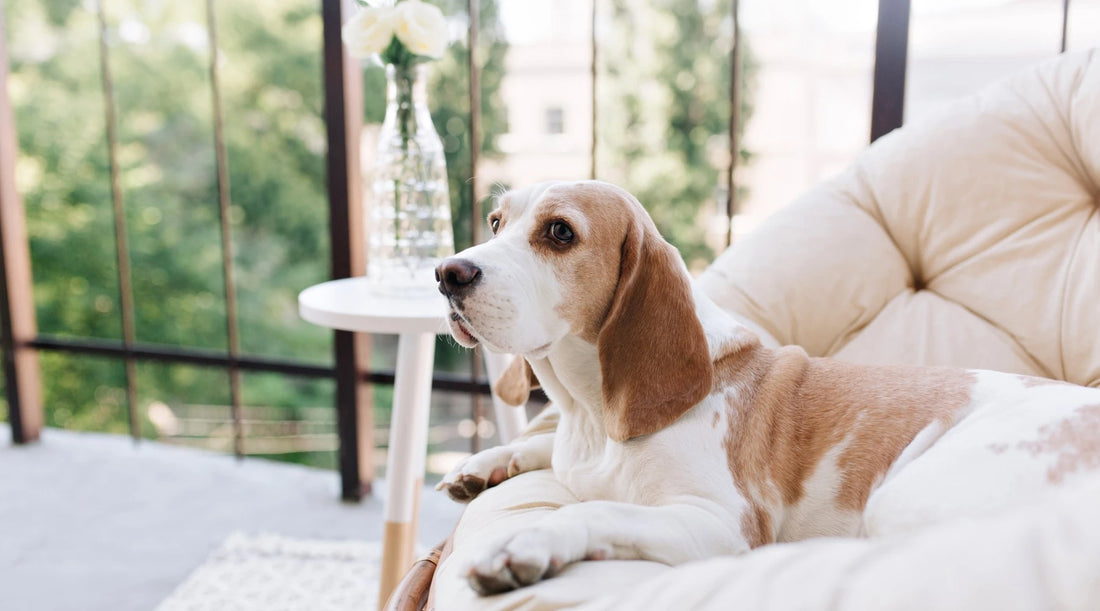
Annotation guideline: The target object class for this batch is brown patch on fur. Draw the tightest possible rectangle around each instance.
[712,412,720,429]
[589,190,712,442]
[722,341,977,535]
[494,355,539,406]
[541,184,629,344]
[739,502,773,549]
[992,404,1100,483]
[534,182,712,442]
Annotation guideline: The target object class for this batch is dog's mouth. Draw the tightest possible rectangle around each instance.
[448,310,480,347]
[447,306,555,356]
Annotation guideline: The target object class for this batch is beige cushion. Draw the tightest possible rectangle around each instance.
[572,478,1100,611]
[700,49,1100,386]
[434,49,1100,610]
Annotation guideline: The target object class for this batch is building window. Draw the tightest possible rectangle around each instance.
[545,107,564,135]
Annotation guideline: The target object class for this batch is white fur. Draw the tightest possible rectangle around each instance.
[437,180,1100,596]
[777,432,863,541]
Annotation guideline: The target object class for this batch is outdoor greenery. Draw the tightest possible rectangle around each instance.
[5,0,343,451]
[2,0,751,467]
[2,0,507,464]
[599,0,753,269]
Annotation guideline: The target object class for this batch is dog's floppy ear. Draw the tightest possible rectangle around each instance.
[493,355,539,406]
[598,216,713,442]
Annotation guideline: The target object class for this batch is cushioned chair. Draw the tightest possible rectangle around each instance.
[405,49,1100,610]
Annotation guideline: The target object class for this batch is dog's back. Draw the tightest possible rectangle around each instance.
[712,336,1100,543]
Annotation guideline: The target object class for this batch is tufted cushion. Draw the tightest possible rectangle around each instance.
[432,50,1100,610]
[699,49,1100,386]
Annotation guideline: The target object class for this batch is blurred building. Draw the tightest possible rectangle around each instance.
[481,0,595,192]
[483,0,1098,242]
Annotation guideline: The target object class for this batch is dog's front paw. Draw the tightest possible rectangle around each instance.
[466,528,577,595]
[436,445,515,503]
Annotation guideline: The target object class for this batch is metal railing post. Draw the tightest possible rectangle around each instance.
[323,0,373,501]
[0,8,43,444]
[725,0,741,248]
[590,0,598,180]
[94,0,142,442]
[467,0,487,452]
[1060,0,1071,53]
[205,0,246,460]
[870,0,911,143]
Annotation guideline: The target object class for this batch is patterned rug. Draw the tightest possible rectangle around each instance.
[157,533,381,611]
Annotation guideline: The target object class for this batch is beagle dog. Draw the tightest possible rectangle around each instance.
[435,180,1100,596]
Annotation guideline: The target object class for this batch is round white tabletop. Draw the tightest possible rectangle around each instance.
[298,277,449,335]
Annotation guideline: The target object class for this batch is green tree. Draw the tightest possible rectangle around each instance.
[6,0,336,434]
[599,0,754,269]
[3,0,508,463]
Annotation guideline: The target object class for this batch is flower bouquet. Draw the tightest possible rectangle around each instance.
[343,1,455,296]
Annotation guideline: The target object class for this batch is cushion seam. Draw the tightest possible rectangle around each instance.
[1058,206,1098,381]
[920,287,1056,379]
[922,202,1087,288]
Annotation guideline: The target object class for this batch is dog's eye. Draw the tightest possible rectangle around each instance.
[548,221,574,244]
[490,218,500,234]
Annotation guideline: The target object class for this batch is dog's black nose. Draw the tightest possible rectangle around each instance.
[436,258,481,296]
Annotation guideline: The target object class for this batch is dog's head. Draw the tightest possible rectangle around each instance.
[436,180,713,441]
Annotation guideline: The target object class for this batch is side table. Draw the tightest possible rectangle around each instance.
[298,277,527,607]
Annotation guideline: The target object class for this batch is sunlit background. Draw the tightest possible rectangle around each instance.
[3,0,1095,478]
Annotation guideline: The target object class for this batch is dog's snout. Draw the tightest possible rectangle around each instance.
[436,258,482,296]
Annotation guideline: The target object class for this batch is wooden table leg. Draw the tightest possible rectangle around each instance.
[483,351,528,443]
[379,332,436,609]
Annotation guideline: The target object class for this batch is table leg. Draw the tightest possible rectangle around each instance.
[483,351,529,443]
[378,332,436,609]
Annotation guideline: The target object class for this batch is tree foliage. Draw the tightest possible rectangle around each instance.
[2,0,750,465]
[2,0,508,457]
[598,0,754,268]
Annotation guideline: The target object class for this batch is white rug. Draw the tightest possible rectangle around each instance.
[157,532,382,611]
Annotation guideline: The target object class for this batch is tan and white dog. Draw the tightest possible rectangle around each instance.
[434,180,1100,596]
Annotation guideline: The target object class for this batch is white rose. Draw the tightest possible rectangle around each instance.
[394,0,448,59]
[342,7,397,59]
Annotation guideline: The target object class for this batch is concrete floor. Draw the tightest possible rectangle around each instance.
[0,427,465,611]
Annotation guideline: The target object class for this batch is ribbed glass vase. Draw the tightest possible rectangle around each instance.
[366,63,454,296]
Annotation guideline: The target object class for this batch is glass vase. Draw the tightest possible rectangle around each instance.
[366,63,454,297]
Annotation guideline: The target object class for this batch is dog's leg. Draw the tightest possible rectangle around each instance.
[466,500,747,595]
[437,404,558,502]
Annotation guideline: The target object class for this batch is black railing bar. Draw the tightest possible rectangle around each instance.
[205,0,245,459]
[94,0,140,442]
[400,373,491,396]
[869,0,911,143]
[467,0,485,453]
[30,335,333,377]
[1060,0,1070,53]
[27,334,500,395]
[589,0,598,179]
[725,0,741,249]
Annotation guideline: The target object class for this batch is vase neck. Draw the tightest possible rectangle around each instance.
[385,63,429,109]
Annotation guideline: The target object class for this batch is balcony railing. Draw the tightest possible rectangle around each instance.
[0,0,1078,501]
